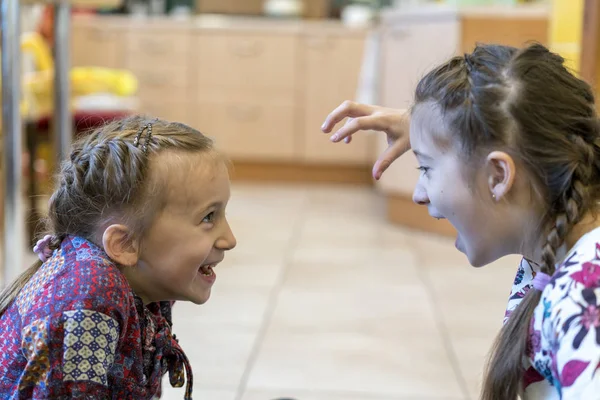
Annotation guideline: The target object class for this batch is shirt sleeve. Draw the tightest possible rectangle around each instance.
[17,308,121,398]
[549,284,600,398]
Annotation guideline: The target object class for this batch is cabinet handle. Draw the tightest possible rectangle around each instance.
[228,104,260,121]
[231,40,263,58]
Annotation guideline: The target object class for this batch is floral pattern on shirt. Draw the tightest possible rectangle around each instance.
[504,230,600,399]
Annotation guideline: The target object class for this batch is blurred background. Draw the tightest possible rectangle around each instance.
[0,0,596,399]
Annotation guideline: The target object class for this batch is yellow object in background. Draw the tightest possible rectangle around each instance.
[0,31,138,120]
[24,67,138,101]
[20,32,54,73]
[548,0,584,72]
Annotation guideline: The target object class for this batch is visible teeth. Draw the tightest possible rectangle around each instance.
[200,264,214,276]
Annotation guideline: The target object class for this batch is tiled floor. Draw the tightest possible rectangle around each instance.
[6,182,522,400]
[161,183,521,400]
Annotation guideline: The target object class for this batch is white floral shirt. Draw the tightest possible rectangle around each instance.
[504,228,600,399]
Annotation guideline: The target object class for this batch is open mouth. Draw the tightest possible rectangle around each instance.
[199,264,215,277]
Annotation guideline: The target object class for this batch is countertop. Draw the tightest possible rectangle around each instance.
[72,13,374,36]
[381,2,550,25]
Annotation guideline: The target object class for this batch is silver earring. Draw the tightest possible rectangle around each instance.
[492,194,496,200]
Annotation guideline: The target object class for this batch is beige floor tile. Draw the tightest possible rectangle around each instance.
[227,187,307,220]
[224,246,289,266]
[281,252,420,293]
[161,384,237,400]
[170,286,272,387]
[266,285,440,335]
[424,264,513,339]
[242,388,466,400]
[406,233,468,269]
[172,286,273,329]
[451,335,496,400]
[296,215,409,250]
[304,184,383,214]
[214,259,285,288]
[290,242,414,267]
[246,330,463,398]
[172,321,259,388]
[230,182,309,200]
[246,286,463,398]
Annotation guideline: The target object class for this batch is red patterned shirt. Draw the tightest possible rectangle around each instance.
[0,235,192,399]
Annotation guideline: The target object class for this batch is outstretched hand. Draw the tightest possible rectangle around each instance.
[321,100,411,180]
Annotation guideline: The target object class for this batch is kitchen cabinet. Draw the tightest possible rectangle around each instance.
[71,20,124,68]
[301,32,373,165]
[70,15,372,180]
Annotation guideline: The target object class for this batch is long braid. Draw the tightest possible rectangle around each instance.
[413,43,600,400]
[541,132,598,274]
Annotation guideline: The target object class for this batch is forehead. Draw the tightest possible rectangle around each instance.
[410,102,451,153]
[151,151,230,210]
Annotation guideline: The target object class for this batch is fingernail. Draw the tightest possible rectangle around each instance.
[321,123,327,130]
[330,135,338,142]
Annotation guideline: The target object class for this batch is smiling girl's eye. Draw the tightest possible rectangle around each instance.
[202,212,216,223]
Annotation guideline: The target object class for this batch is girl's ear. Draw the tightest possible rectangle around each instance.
[486,151,516,200]
[102,225,139,266]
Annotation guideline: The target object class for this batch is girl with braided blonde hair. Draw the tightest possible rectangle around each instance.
[0,115,237,399]
[324,43,600,399]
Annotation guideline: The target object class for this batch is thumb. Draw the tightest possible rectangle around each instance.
[372,138,410,180]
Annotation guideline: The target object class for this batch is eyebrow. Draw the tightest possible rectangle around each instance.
[199,201,225,211]
[412,150,432,160]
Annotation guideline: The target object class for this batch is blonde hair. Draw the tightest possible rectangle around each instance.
[0,115,217,315]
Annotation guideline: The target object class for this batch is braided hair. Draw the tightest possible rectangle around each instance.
[414,43,600,399]
[0,116,216,315]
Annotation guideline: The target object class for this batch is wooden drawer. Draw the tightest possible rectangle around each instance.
[133,69,189,101]
[126,31,191,69]
[71,23,123,68]
[192,33,298,90]
[196,0,263,15]
[460,16,549,53]
[138,100,193,127]
[191,89,298,161]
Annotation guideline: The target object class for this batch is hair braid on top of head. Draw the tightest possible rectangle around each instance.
[0,115,217,316]
[414,43,600,400]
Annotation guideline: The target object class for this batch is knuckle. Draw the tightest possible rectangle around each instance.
[353,118,364,129]
[341,100,355,109]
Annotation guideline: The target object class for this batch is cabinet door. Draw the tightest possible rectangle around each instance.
[378,19,459,195]
[301,34,372,165]
[124,30,191,123]
[71,23,123,69]
[460,16,549,54]
[192,89,298,162]
[140,100,193,127]
[192,33,298,91]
